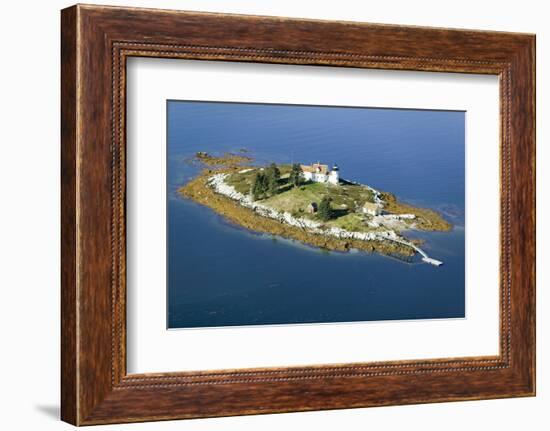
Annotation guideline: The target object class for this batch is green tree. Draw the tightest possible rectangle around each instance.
[251,172,266,201]
[318,196,333,221]
[250,173,260,200]
[252,171,272,200]
[289,163,303,188]
[267,163,281,180]
[259,172,269,195]
[267,173,279,195]
[265,163,281,196]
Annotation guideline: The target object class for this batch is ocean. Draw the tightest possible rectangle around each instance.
[167,101,465,329]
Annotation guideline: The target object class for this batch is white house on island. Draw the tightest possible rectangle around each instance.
[300,163,339,185]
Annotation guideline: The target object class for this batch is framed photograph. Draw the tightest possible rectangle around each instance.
[61,4,535,425]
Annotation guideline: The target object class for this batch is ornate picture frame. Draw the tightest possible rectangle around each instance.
[61,4,535,425]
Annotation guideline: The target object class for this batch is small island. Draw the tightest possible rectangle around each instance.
[179,152,452,265]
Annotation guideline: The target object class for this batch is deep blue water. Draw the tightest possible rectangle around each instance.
[167,101,465,329]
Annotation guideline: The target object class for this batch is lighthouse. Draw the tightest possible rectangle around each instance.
[300,162,340,185]
[328,164,339,185]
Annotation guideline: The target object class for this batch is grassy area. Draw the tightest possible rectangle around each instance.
[324,182,374,209]
[226,165,375,224]
[225,164,292,195]
[263,182,327,215]
[326,213,372,233]
[224,168,258,194]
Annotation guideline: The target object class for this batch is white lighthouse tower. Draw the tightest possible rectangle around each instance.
[328,164,339,185]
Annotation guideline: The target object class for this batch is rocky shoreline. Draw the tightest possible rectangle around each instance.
[179,169,417,257]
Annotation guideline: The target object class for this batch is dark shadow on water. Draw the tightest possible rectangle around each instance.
[35,404,59,420]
